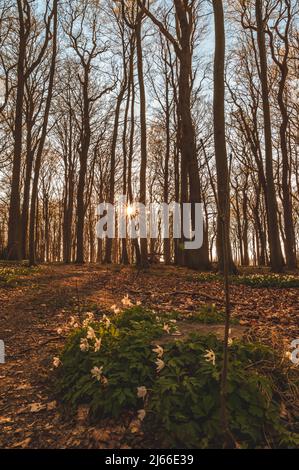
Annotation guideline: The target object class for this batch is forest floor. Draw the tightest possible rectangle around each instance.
[0,263,298,449]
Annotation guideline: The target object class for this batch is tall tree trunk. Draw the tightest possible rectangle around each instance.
[63,167,74,264]
[267,5,297,269]
[29,0,58,266]
[280,89,297,269]
[255,0,284,272]
[163,60,171,265]
[121,36,135,266]
[89,207,95,263]
[137,0,210,269]
[76,68,91,264]
[176,3,209,270]
[128,60,141,266]
[63,106,75,264]
[21,97,35,259]
[212,0,237,274]
[7,0,27,260]
[105,80,127,263]
[135,21,148,268]
[242,192,250,266]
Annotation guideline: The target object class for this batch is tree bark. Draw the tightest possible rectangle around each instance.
[7,0,27,260]
[105,79,127,263]
[212,0,237,274]
[29,0,58,266]
[136,20,149,268]
[255,0,284,272]
[267,2,297,269]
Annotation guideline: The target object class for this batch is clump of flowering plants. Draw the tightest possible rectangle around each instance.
[53,304,299,448]
[54,303,169,417]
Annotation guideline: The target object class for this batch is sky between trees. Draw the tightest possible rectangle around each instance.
[0,0,298,272]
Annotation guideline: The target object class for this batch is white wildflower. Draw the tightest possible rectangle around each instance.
[102,314,111,328]
[204,349,216,366]
[156,358,165,373]
[163,323,171,334]
[86,312,94,321]
[137,409,146,421]
[137,386,147,399]
[80,338,89,352]
[152,345,164,358]
[91,366,103,381]
[53,357,62,368]
[121,294,133,307]
[94,337,102,352]
[82,312,94,327]
[171,329,182,336]
[87,326,96,340]
[111,304,120,314]
[57,328,63,335]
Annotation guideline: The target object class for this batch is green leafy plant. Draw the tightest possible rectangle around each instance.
[233,274,299,289]
[0,265,38,288]
[54,307,299,448]
[160,305,239,325]
[196,273,223,283]
[190,304,239,325]
[196,273,299,289]
[146,336,299,448]
[55,307,164,418]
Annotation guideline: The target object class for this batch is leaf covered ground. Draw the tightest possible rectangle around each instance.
[0,264,298,448]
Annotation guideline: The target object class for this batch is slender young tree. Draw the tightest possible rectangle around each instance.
[212,0,236,448]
